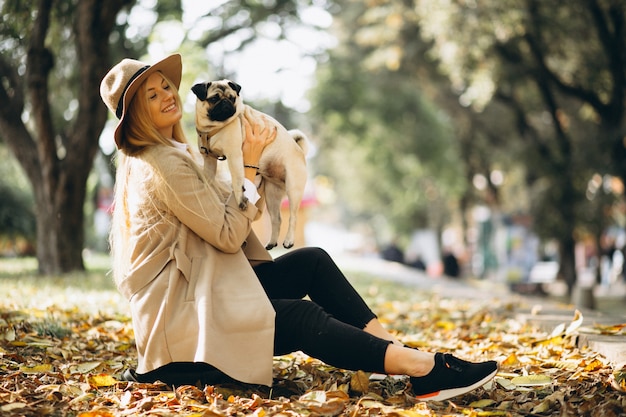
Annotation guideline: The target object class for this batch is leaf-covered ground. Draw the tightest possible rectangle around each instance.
[1,255,625,416]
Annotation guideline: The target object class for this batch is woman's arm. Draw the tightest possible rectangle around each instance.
[242,110,276,182]
[150,148,257,253]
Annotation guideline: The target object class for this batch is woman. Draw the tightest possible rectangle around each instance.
[99,53,498,401]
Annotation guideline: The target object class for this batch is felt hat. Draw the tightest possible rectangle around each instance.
[100,53,182,148]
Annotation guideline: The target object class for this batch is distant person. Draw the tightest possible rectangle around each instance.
[410,256,426,271]
[381,242,405,263]
[99,53,497,401]
[443,251,460,278]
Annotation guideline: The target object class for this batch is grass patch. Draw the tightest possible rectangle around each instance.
[0,252,125,317]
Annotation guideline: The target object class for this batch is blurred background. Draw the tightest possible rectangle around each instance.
[1,0,625,301]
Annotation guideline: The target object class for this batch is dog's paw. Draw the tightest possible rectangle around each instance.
[265,242,278,250]
[282,240,294,249]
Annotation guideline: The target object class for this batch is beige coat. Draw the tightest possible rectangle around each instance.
[115,144,276,386]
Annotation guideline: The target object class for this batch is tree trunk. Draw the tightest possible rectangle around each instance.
[558,233,577,300]
[0,0,133,275]
[34,168,89,274]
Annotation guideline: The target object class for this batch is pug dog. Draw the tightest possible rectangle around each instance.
[191,79,309,250]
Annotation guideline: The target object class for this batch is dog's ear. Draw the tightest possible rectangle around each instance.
[228,81,242,95]
[191,82,210,100]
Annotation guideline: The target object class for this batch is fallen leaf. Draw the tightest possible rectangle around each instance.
[78,411,115,417]
[71,361,102,374]
[565,310,584,335]
[510,374,552,387]
[582,358,604,372]
[88,373,118,387]
[20,363,53,374]
[610,369,626,393]
[468,398,496,408]
[1,403,27,412]
[501,353,519,366]
[530,398,555,414]
[299,390,326,403]
[350,370,370,393]
[494,377,516,390]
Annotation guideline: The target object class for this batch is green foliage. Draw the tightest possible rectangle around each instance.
[310,47,465,239]
[0,145,35,245]
[0,184,35,240]
[320,0,625,284]
[33,319,72,339]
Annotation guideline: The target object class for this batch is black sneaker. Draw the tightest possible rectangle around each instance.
[410,353,498,401]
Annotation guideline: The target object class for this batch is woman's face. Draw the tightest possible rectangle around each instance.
[144,72,182,138]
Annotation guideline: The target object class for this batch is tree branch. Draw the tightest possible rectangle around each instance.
[588,0,625,122]
[524,0,608,114]
[69,0,133,169]
[494,88,554,166]
[27,0,57,183]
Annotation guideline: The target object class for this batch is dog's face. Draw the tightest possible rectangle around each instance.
[191,80,242,123]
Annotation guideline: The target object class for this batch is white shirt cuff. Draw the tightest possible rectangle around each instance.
[243,178,261,204]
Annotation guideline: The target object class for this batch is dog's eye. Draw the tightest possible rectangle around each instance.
[208,95,220,104]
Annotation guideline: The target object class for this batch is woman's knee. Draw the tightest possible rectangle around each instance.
[300,246,334,267]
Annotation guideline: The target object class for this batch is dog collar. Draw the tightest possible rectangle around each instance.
[197,131,226,160]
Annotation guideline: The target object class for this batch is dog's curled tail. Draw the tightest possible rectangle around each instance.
[288,129,310,157]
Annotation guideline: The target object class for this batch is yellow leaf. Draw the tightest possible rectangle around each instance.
[78,411,115,417]
[469,399,496,408]
[593,323,626,335]
[462,410,508,416]
[533,335,563,346]
[530,399,555,414]
[510,374,552,387]
[550,359,579,370]
[88,374,118,387]
[494,377,516,390]
[435,320,456,330]
[582,358,604,372]
[501,353,519,366]
[20,363,53,374]
[350,370,370,393]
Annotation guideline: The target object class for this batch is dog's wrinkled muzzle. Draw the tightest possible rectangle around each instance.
[209,100,237,122]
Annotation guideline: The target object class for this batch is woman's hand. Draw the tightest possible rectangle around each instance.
[242,111,277,180]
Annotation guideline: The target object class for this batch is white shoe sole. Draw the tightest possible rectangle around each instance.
[415,368,498,401]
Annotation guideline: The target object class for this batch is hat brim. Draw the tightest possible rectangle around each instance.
[113,53,182,148]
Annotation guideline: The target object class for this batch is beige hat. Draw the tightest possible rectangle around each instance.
[100,53,182,148]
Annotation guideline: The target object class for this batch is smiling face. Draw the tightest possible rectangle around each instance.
[145,72,182,138]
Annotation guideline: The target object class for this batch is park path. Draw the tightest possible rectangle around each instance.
[334,254,626,366]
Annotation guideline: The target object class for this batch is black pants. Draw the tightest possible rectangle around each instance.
[254,247,391,373]
[136,247,390,385]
